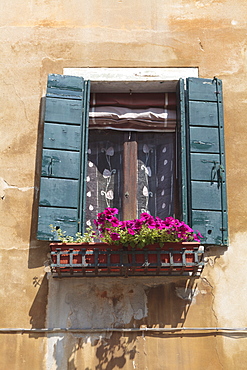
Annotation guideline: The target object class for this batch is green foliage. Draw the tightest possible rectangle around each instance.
[50,225,96,243]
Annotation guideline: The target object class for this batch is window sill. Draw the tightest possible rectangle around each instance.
[49,242,204,277]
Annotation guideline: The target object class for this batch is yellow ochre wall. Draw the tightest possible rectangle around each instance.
[0,0,247,369]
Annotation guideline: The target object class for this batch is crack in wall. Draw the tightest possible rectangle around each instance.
[201,276,224,369]
[0,177,36,199]
[201,277,217,323]
[198,38,205,51]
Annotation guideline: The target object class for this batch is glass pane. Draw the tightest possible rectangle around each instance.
[137,132,175,219]
[85,130,124,227]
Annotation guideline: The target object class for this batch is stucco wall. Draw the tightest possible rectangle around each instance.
[1,0,247,369]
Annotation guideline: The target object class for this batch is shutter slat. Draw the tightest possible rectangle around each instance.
[192,210,223,245]
[191,153,220,181]
[190,127,219,153]
[189,101,218,126]
[45,98,83,124]
[37,74,90,240]
[37,208,78,240]
[39,178,79,208]
[191,182,222,210]
[42,149,80,178]
[47,74,84,99]
[43,123,81,151]
[187,77,219,102]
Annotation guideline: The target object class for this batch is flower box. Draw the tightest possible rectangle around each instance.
[49,242,202,276]
[49,207,203,276]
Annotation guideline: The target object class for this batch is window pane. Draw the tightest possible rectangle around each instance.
[137,132,175,219]
[85,130,124,227]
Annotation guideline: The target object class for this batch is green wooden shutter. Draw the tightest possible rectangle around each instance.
[179,77,228,246]
[37,74,90,240]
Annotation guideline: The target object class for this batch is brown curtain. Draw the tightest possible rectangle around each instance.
[89,93,176,132]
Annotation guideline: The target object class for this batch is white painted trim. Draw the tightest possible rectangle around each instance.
[63,67,199,92]
[64,68,198,81]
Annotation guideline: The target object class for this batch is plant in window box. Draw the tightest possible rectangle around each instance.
[50,225,108,271]
[49,208,202,272]
[94,208,202,268]
[49,224,121,270]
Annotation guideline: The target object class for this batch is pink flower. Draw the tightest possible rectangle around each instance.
[93,207,202,244]
[110,232,121,241]
[103,208,118,216]
[110,217,120,227]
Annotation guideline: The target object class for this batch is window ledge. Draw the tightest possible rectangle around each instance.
[49,242,204,278]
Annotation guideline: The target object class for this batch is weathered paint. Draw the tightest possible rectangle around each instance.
[45,276,219,369]
[1,0,247,368]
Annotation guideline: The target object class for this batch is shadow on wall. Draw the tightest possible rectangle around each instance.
[54,332,137,370]
[26,97,49,337]
[145,280,195,328]
[94,333,137,370]
[28,97,50,269]
[30,277,201,368]
[29,273,48,330]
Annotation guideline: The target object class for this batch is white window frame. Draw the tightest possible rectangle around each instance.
[63,67,198,92]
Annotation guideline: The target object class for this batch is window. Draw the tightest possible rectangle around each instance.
[86,91,177,225]
[37,73,228,246]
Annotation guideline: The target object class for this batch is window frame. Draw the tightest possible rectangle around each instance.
[67,67,198,224]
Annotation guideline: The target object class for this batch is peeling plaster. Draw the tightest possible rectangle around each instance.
[0,177,36,199]
[48,279,148,331]
[46,278,152,368]
[195,0,217,8]
[46,276,212,367]
[204,256,217,267]
[175,287,198,303]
